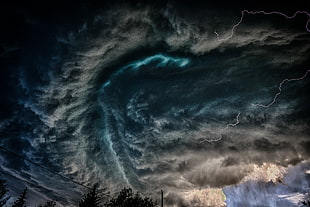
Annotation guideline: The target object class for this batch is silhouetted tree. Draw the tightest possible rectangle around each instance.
[301,193,310,206]
[302,200,310,206]
[12,188,27,207]
[0,176,10,207]
[106,188,157,207]
[38,200,56,207]
[79,186,101,207]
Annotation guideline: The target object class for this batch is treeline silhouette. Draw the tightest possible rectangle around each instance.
[0,176,158,207]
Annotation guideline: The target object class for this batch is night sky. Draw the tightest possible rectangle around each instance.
[1,1,310,206]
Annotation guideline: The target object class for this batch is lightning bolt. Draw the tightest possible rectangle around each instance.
[252,70,310,108]
[202,10,310,143]
[200,112,241,143]
[215,10,310,41]
[222,112,241,130]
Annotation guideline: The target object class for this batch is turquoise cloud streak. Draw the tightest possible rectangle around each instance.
[102,54,190,90]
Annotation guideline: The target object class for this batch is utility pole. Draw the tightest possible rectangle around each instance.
[161,189,164,207]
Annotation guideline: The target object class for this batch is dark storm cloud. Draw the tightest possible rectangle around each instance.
[165,192,188,207]
[1,1,310,206]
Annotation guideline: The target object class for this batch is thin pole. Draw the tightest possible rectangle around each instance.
[161,189,163,207]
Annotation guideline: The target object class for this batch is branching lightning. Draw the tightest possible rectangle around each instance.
[252,70,310,108]
[204,10,310,143]
[200,112,241,143]
[222,112,241,130]
[215,10,310,41]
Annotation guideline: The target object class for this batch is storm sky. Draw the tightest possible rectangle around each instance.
[0,1,310,206]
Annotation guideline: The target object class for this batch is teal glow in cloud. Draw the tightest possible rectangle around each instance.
[126,54,190,70]
[103,54,190,89]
